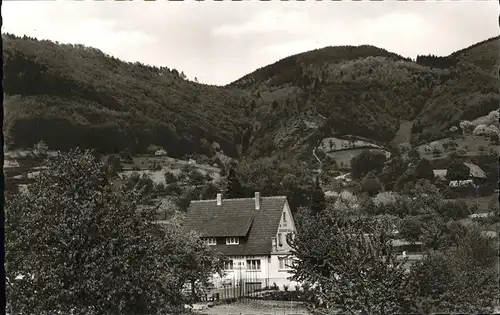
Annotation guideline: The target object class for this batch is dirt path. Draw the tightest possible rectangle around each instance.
[195,300,310,315]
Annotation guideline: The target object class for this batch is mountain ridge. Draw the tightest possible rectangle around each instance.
[3,33,498,163]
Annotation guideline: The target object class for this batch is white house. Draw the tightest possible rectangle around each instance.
[183,192,299,292]
[154,149,167,156]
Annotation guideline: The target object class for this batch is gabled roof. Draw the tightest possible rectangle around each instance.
[463,162,486,179]
[433,169,448,179]
[434,162,487,180]
[184,196,288,256]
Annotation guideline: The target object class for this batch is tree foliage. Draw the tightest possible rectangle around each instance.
[3,35,246,158]
[310,177,326,216]
[446,160,470,181]
[288,209,415,315]
[5,149,222,315]
[410,226,498,313]
[399,217,423,243]
[235,156,315,213]
[225,167,245,198]
[351,150,386,180]
[360,171,383,196]
[415,158,434,181]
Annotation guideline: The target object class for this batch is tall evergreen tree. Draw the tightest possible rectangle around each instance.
[226,167,245,198]
[310,177,326,216]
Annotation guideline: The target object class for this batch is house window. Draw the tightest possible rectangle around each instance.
[246,259,261,271]
[203,238,216,246]
[223,260,234,270]
[278,233,283,247]
[282,211,287,227]
[226,237,239,245]
[279,257,293,270]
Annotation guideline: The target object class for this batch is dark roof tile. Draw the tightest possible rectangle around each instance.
[184,196,287,256]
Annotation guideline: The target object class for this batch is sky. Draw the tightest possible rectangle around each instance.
[2,1,498,86]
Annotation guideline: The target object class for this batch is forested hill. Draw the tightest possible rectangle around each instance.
[228,36,499,158]
[3,33,250,158]
[3,33,499,160]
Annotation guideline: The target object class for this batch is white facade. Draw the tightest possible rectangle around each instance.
[212,201,299,291]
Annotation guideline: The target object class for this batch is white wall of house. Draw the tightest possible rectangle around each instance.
[210,200,300,291]
[213,254,298,290]
[274,201,296,252]
[218,255,270,282]
[268,254,298,289]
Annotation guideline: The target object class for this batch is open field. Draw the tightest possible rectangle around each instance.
[459,194,498,213]
[318,137,382,152]
[417,135,499,160]
[390,120,414,148]
[195,300,310,315]
[326,148,391,169]
[124,156,221,173]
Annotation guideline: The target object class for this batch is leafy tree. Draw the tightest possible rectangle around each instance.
[164,171,178,184]
[289,209,415,314]
[104,154,123,176]
[420,215,447,250]
[437,200,470,220]
[124,172,155,199]
[446,160,470,182]
[236,156,315,213]
[442,220,468,248]
[119,148,134,164]
[360,171,382,196]
[187,169,206,186]
[399,217,423,243]
[147,144,163,155]
[310,177,326,216]
[225,167,245,198]
[33,140,49,156]
[176,231,225,303]
[5,149,222,315]
[397,142,411,155]
[408,147,421,162]
[350,150,386,179]
[199,182,221,200]
[415,158,434,181]
[411,226,498,313]
[407,179,441,215]
[379,156,407,190]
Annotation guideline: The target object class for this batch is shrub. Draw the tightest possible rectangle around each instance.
[438,200,470,220]
[361,172,382,196]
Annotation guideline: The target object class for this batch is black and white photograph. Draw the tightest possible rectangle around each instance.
[2,1,499,314]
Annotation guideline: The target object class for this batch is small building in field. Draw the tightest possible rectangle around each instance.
[184,192,298,292]
[434,162,487,187]
[154,149,167,157]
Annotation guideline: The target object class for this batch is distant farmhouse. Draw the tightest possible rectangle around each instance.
[183,192,298,291]
[433,162,487,188]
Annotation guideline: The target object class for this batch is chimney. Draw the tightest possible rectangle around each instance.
[254,192,261,210]
[216,193,222,206]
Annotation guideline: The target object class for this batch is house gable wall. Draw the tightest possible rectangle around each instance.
[274,200,296,253]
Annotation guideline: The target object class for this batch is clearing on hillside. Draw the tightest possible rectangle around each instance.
[318,137,382,152]
[326,148,391,169]
[390,120,414,148]
[417,135,499,160]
